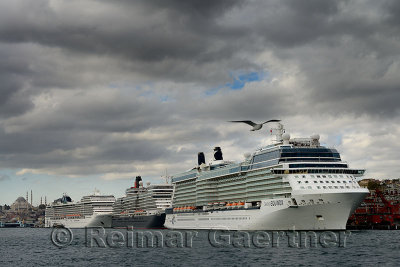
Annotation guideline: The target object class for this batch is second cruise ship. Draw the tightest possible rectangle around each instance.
[112,176,173,228]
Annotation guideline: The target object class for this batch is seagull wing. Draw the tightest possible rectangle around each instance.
[229,120,257,127]
[261,119,281,125]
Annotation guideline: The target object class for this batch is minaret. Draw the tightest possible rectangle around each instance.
[45,196,47,205]
[40,197,43,205]
[31,190,33,207]
[26,192,28,202]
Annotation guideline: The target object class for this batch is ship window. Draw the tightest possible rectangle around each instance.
[323,186,327,189]
[305,181,309,183]
[298,181,301,184]
[308,186,312,189]
[300,186,305,189]
[329,186,333,189]
[333,175,338,178]
[295,175,299,178]
[314,181,318,183]
[337,181,341,183]
[325,181,329,183]
[320,181,323,183]
[346,186,350,189]
[311,175,315,178]
[339,175,343,178]
[343,181,347,183]
[302,175,306,178]
[331,181,335,183]
[322,175,326,178]
[328,175,332,178]
[334,186,338,189]
[317,186,321,189]
[316,175,321,178]
[340,186,344,189]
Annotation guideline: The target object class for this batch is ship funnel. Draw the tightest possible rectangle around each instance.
[198,152,206,166]
[134,176,142,188]
[214,147,223,161]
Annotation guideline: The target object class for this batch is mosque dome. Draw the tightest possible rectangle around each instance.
[10,196,31,211]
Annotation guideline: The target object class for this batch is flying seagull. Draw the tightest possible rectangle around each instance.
[229,119,281,131]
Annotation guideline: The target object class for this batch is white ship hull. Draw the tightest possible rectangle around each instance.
[45,213,112,228]
[165,190,368,230]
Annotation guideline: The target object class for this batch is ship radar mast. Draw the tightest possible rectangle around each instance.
[162,169,171,184]
[270,122,285,143]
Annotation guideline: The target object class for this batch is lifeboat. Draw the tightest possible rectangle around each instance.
[232,202,238,208]
[238,202,245,207]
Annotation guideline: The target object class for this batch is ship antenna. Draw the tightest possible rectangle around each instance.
[270,122,285,143]
[162,169,171,184]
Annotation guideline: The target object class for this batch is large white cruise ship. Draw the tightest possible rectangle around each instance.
[164,123,369,230]
[45,191,115,228]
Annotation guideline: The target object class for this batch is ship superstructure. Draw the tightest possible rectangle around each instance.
[165,123,369,230]
[112,176,173,228]
[45,191,115,228]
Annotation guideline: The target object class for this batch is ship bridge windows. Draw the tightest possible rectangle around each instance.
[289,163,348,168]
[272,168,362,175]
[280,158,341,163]
[280,148,341,158]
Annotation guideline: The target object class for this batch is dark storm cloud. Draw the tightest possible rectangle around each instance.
[0,0,399,177]
[0,45,35,117]
[0,0,242,62]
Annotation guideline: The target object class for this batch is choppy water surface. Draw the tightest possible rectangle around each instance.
[1,228,399,266]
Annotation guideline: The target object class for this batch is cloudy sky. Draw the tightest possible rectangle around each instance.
[1,0,400,205]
